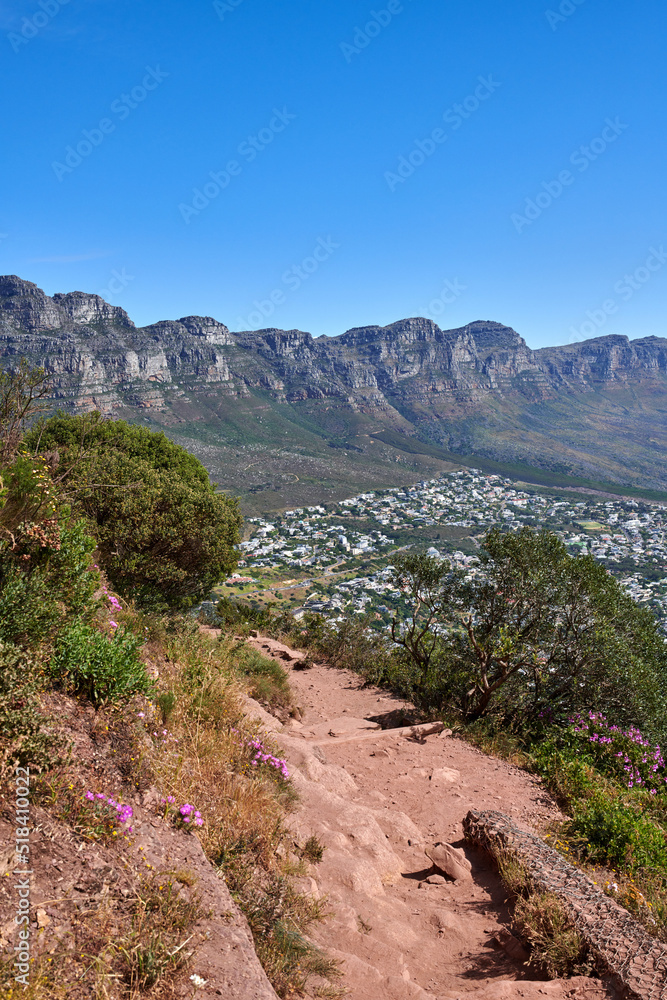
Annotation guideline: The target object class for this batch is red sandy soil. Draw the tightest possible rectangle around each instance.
[243,633,615,1000]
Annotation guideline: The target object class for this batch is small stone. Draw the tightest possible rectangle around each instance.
[36,909,50,928]
[430,766,461,785]
[494,928,530,963]
[425,874,447,885]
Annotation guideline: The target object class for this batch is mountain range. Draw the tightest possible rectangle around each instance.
[2,274,667,510]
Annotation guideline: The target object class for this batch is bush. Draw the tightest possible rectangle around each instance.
[0,641,62,777]
[0,452,98,647]
[569,791,667,875]
[25,413,243,610]
[568,711,667,795]
[50,622,152,707]
[235,646,292,709]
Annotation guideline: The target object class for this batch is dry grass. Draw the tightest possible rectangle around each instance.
[0,869,201,1000]
[514,891,591,979]
[137,619,341,998]
[492,846,591,979]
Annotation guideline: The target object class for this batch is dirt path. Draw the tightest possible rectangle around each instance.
[242,633,613,1000]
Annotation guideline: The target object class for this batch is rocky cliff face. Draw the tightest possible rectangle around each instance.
[2,275,665,411]
[2,276,666,492]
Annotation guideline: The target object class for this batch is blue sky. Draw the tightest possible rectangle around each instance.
[1,0,665,347]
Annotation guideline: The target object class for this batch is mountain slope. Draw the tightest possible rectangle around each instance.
[2,274,667,508]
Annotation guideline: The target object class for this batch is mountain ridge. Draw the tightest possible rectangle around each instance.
[2,274,667,506]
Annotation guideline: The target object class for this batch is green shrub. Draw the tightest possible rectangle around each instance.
[50,622,152,708]
[26,413,242,610]
[0,518,98,647]
[569,791,667,875]
[0,641,62,776]
[215,596,275,634]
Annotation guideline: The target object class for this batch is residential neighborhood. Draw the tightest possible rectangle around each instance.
[228,470,667,631]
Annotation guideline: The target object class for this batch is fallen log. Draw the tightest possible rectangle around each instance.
[307,721,447,745]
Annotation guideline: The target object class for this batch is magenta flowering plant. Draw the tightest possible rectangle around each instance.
[247,738,290,780]
[229,728,290,781]
[82,790,134,837]
[569,711,667,796]
[161,796,204,830]
[102,587,123,613]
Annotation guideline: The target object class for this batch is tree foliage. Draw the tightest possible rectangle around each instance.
[24,412,242,609]
[0,359,52,464]
[391,528,667,734]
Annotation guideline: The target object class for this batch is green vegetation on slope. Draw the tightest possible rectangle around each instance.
[0,368,338,999]
[24,412,243,610]
[371,429,667,502]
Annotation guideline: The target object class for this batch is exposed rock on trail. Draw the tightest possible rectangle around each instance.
[244,634,614,1000]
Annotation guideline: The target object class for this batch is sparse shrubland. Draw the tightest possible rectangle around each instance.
[0,369,339,999]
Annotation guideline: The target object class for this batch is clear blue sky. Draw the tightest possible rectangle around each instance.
[1,0,665,347]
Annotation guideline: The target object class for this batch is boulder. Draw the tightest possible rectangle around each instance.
[425,843,472,883]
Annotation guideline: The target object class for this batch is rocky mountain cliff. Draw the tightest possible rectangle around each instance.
[2,274,667,502]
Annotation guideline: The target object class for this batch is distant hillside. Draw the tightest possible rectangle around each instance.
[2,274,667,510]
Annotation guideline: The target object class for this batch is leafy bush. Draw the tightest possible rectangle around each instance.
[390,528,667,733]
[569,711,667,795]
[0,641,62,776]
[0,515,98,646]
[569,791,667,875]
[0,443,98,648]
[25,412,243,609]
[50,622,152,707]
[214,596,276,634]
